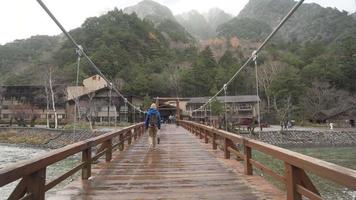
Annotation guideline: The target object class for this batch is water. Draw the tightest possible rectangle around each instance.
[0,144,79,200]
[252,146,356,200]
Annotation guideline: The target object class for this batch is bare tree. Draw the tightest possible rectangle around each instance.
[83,92,101,131]
[47,66,58,129]
[301,82,355,121]
[168,64,181,97]
[44,85,50,128]
[258,61,285,113]
[273,94,292,125]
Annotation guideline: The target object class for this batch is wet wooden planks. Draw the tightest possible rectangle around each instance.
[47,125,266,200]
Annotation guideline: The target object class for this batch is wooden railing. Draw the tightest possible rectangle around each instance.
[179,120,356,200]
[0,123,144,200]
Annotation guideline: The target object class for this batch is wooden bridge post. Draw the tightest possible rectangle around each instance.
[224,138,234,159]
[212,132,217,150]
[128,130,133,145]
[204,129,208,143]
[105,139,112,162]
[199,128,203,139]
[134,128,137,140]
[119,133,124,151]
[82,147,92,179]
[243,139,253,175]
[285,163,302,200]
[27,168,46,200]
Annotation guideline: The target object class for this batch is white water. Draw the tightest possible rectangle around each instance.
[0,144,79,199]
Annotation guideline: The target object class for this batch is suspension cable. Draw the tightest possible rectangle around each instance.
[253,52,261,130]
[223,84,227,131]
[73,48,82,134]
[36,0,145,114]
[191,0,304,113]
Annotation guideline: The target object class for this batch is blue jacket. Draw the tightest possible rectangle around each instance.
[145,108,161,129]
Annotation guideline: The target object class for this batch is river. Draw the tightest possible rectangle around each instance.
[0,144,79,200]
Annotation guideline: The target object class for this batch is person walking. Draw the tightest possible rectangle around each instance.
[145,103,161,150]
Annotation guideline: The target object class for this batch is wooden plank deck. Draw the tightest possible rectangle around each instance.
[47,125,282,200]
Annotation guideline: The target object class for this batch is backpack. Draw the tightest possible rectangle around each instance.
[149,113,158,127]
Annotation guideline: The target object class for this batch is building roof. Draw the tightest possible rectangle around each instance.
[187,95,260,104]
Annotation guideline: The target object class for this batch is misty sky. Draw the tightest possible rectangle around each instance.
[0,0,355,45]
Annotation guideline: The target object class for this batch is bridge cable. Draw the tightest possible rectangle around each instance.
[223,84,228,131]
[209,100,212,126]
[73,47,82,135]
[191,0,304,113]
[36,0,145,114]
[253,52,261,130]
[109,87,112,126]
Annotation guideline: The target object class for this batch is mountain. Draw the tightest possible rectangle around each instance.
[176,8,233,40]
[176,10,215,40]
[123,0,194,43]
[205,8,233,31]
[1,9,193,96]
[233,0,356,43]
[124,0,175,24]
[217,18,271,41]
[351,12,356,20]
[0,35,62,84]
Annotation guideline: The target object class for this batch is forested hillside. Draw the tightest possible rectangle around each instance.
[215,0,356,122]
[0,35,61,85]
[236,0,356,43]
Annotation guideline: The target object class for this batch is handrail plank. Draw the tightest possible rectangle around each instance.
[296,185,322,200]
[179,120,356,191]
[45,162,86,191]
[0,123,143,187]
[246,139,356,189]
[249,159,285,183]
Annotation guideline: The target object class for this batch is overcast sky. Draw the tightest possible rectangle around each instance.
[0,0,355,45]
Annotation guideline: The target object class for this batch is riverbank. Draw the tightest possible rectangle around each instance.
[0,127,106,149]
[245,129,356,147]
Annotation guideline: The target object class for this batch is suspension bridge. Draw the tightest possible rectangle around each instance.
[1,0,356,199]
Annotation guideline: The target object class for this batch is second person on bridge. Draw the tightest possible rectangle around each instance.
[145,103,161,150]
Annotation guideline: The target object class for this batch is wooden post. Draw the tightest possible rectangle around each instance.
[243,139,253,175]
[128,130,132,145]
[119,133,124,151]
[134,128,137,140]
[27,168,46,200]
[199,128,203,139]
[105,139,112,162]
[285,163,302,200]
[82,147,91,179]
[224,138,233,159]
[204,130,208,143]
[176,100,180,121]
[212,132,217,150]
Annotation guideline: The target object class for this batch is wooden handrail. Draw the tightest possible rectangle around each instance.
[179,120,356,200]
[0,123,144,200]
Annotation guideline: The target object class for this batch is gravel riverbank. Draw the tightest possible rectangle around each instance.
[245,129,356,147]
[0,127,106,149]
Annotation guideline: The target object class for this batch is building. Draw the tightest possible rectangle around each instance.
[66,75,143,124]
[0,85,66,125]
[314,106,356,128]
[186,95,260,125]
